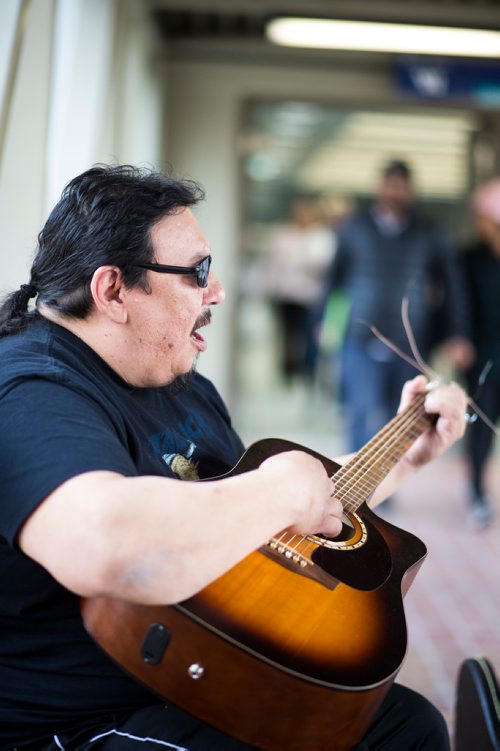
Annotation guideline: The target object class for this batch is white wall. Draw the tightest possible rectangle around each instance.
[0,0,23,116]
[0,0,54,293]
[0,0,165,295]
[45,0,116,210]
[107,0,164,168]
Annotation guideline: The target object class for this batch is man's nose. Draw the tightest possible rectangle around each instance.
[204,271,225,305]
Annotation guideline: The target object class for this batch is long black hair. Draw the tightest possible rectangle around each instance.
[0,164,204,337]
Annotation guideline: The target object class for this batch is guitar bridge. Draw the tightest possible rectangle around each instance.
[261,538,339,590]
[268,538,311,567]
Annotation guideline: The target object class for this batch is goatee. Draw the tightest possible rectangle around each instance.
[164,355,199,395]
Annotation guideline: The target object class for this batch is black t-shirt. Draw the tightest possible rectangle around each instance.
[0,318,245,746]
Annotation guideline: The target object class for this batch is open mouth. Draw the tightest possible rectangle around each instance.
[190,310,212,352]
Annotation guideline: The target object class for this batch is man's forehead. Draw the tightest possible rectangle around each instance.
[152,207,196,235]
[151,208,210,261]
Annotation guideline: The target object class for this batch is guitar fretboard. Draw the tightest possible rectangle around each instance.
[333,392,435,512]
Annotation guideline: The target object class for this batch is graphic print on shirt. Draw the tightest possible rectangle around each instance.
[163,439,199,481]
[148,410,222,481]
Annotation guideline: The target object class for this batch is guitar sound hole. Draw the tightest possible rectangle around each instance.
[319,514,356,543]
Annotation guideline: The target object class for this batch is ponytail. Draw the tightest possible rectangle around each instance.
[0,283,38,337]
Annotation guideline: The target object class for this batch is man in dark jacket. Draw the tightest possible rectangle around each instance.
[328,159,473,452]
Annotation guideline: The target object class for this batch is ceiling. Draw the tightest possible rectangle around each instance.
[149,1,500,53]
[245,105,476,193]
[147,0,500,217]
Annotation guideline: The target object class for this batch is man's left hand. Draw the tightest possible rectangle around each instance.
[399,374,468,468]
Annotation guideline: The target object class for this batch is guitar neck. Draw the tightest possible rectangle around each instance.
[333,392,435,512]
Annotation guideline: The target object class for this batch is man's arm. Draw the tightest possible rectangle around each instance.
[18,450,343,606]
[17,378,466,606]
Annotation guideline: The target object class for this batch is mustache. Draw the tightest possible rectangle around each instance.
[193,309,212,331]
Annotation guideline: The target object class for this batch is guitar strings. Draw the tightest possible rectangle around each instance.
[273,397,428,560]
[332,395,428,510]
[338,401,427,505]
[343,401,428,506]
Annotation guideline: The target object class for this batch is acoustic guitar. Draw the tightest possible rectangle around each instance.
[82,391,434,750]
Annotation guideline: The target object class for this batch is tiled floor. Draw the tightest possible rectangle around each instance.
[390,455,500,742]
[234,376,500,745]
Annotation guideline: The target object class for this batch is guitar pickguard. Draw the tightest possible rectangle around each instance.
[309,513,392,590]
[260,508,392,592]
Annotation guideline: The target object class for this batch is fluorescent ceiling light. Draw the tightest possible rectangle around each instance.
[266,17,500,58]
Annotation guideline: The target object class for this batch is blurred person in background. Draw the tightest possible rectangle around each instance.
[262,196,334,385]
[459,178,500,529]
[325,159,473,454]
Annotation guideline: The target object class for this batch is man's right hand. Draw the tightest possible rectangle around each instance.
[260,451,343,538]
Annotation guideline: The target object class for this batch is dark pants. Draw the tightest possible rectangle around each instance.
[37,683,450,751]
[465,367,500,497]
[340,339,418,452]
[273,301,317,382]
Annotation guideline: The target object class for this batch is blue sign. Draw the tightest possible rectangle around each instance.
[395,59,500,106]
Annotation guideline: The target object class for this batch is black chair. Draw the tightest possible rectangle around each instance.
[454,656,500,751]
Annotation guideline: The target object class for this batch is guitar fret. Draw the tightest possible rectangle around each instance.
[333,392,434,510]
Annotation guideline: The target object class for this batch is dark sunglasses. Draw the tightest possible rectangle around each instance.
[133,255,212,288]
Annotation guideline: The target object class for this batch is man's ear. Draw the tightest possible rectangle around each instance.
[90,266,128,323]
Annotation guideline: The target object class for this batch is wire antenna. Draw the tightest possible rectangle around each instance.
[357,298,500,438]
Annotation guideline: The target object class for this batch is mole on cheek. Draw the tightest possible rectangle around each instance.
[168,343,174,349]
